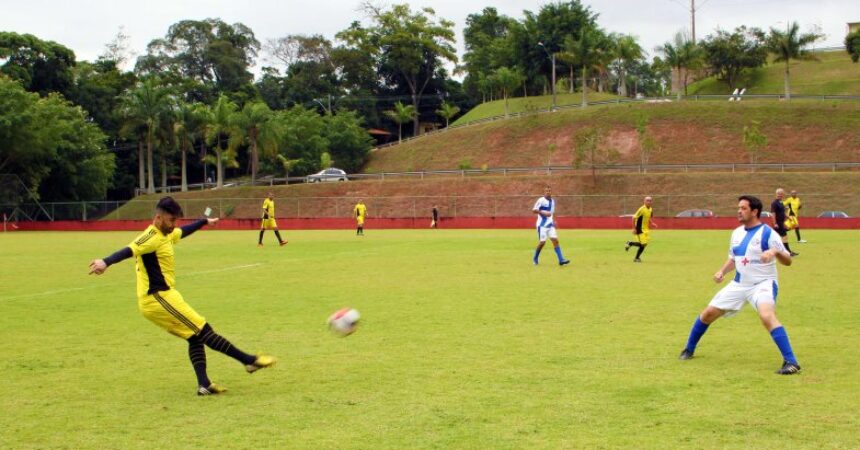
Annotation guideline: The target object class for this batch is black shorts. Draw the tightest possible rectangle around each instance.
[775,226,788,237]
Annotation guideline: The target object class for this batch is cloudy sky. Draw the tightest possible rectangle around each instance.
[1,0,857,76]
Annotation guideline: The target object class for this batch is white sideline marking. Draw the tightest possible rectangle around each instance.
[0,263,264,302]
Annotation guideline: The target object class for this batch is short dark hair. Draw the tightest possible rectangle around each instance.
[155,196,184,217]
[738,195,762,218]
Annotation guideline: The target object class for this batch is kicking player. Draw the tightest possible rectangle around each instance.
[532,186,570,266]
[625,196,658,262]
[679,195,800,375]
[783,190,806,243]
[89,196,276,395]
[772,188,797,256]
[354,199,367,236]
[259,191,287,247]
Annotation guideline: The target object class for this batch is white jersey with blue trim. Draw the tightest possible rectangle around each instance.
[533,196,556,228]
[728,223,786,285]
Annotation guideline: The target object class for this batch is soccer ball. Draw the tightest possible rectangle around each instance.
[328,308,360,336]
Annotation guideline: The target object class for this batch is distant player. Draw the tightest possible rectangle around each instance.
[431,205,439,229]
[783,190,806,243]
[678,195,800,375]
[88,196,276,395]
[259,191,287,247]
[354,199,367,236]
[625,196,658,262]
[771,188,797,256]
[532,186,570,266]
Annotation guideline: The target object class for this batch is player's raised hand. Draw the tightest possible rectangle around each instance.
[759,250,775,263]
[89,259,107,275]
[207,217,220,226]
[713,271,724,283]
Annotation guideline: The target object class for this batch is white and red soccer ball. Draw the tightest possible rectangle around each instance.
[328,308,360,336]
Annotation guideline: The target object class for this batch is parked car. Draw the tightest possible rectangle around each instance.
[760,211,772,218]
[675,209,714,218]
[817,211,850,218]
[306,168,348,183]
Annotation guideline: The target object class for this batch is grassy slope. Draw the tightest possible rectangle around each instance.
[366,101,860,173]
[2,230,858,449]
[689,50,860,95]
[115,172,860,219]
[453,92,622,126]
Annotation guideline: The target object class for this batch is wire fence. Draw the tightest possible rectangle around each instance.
[7,194,856,221]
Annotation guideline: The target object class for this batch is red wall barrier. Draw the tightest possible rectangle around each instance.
[9,216,860,231]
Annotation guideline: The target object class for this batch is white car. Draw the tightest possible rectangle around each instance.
[306,168,348,183]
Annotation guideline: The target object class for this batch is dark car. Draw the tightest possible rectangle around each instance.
[817,211,850,218]
[675,209,714,218]
[306,168,348,183]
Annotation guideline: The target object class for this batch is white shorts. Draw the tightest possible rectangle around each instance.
[537,226,558,242]
[708,279,779,317]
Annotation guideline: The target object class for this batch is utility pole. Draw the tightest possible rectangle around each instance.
[691,0,697,44]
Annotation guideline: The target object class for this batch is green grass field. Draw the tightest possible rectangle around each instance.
[1,229,858,449]
[452,92,622,126]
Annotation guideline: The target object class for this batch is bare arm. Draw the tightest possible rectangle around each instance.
[760,248,792,266]
[713,257,736,283]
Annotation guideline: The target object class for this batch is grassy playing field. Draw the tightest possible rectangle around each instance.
[1,229,858,449]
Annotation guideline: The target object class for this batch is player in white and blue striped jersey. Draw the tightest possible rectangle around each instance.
[532,186,570,266]
[679,195,801,375]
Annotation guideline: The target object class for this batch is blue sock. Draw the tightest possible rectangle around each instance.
[533,247,542,263]
[685,318,710,352]
[770,326,798,364]
[554,246,565,262]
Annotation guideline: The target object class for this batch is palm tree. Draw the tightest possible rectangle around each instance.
[767,22,823,100]
[192,103,214,186]
[384,102,417,143]
[489,67,523,117]
[234,101,282,184]
[656,32,702,99]
[436,102,461,128]
[155,106,178,191]
[206,95,240,189]
[563,25,604,107]
[174,102,206,192]
[614,34,644,97]
[122,78,174,193]
[118,118,147,193]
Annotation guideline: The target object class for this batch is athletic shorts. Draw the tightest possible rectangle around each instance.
[708,279,779,317]
[785,216,799,230]
[138,289,206,339]
[261,218,278,229]
[635,231,650,245]
[356,216,365,226]
[537,226,558,242]
[774,225,788,237]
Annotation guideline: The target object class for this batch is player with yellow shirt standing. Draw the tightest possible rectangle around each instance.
[783,190,806,243]
[89,197,276,396]
[259,191,287,247]
[354,199,367,236]
[625,196,658,262]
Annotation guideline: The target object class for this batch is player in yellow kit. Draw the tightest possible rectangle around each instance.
[783,190,806,243]
[259,191,287,247]
[625,196,658,262]
[354,199,367,236]
[89,196,276,396]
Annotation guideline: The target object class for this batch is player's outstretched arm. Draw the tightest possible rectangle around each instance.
[89,246,133,275]
[180,217,218,239]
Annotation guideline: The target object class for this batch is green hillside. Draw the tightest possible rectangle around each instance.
[688,50,860,95]
[452,92,622,126]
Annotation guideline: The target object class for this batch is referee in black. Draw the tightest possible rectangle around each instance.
[771,188,798,257]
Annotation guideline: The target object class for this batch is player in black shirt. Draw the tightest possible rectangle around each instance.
[771,188,798,257]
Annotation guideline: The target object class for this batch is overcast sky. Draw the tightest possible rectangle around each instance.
[2,0,858,76]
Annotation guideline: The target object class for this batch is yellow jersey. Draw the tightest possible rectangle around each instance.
[262,198,275,218]
[633,205,653,234]
[354,203,367,218]
[783,197,801,217]
[129,225,183,298]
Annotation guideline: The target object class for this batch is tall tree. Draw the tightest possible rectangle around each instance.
[766,22,823,100]
[0,32,76,98]
[562,25,606,107]
[234,101,282,184]
[489,67,523,117]
[613,34,644,97]
[436,101,461,128]
[122,78,174,193]
[322,111,374,173]
[656,31,703,98]
[205,95,240,188]
[700,26,767,91]
[460,7,518,101]
[174,101,207,191]
[384,101,417,143]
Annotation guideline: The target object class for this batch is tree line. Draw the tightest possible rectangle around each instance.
[0,1,845,202]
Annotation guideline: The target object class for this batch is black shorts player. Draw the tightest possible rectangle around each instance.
[771,189,797,256]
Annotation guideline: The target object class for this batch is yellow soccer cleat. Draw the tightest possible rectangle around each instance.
[245,353,277,374]
[197,383,228,396]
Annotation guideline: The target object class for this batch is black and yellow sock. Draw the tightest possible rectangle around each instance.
[785,242,793,253]
[199,324,256,365]
[795,228,802,241]
[274,230,284,242]
[629,242,643,248]
[258,230,264,244]
[187,335,210,387]
[635,244,647,259]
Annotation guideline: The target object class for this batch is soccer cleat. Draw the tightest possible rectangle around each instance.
[279,240,288,246]
[625,241,632,252]
[245,353,277,374]
[533,257,539,266]
[789,252,799,257]
[775,361,801,375]
[197,383,227,396]
[559,259,570,266]
[634,258,642,263]
[257,243,263,248]
[678,349,694,360]
[798,240,807,243]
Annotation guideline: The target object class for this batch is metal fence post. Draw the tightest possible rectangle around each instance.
[82,202,87,221]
